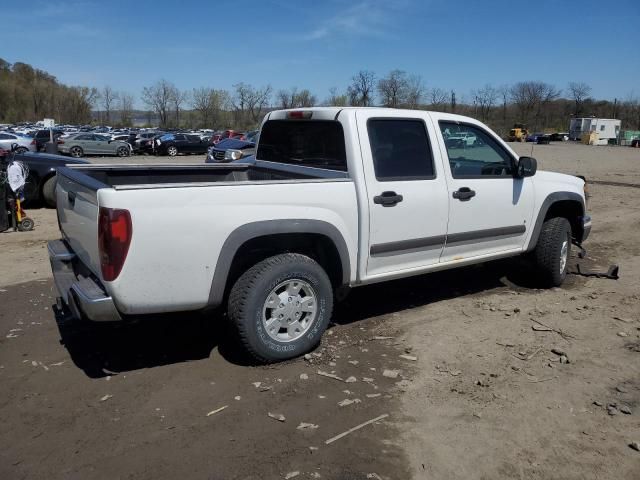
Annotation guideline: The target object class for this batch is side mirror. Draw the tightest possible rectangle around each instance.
[516,156,537,178]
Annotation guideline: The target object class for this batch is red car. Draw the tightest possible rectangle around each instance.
[209,129,244,145]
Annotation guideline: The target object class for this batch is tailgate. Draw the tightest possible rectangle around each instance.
[56,169,104,279]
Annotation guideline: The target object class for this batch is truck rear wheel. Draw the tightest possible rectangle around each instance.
[228,253,333,363]
[533,217,571,287]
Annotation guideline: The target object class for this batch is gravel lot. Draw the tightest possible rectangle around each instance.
[1,142,639,479]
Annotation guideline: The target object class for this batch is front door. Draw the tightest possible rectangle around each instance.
[436,119,534,262]
[356,111,450,278]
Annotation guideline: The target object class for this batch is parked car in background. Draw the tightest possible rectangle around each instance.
[134,132,162,152]
[526,133,551,144]
[33,129,65,151]
[58,133,131,158]
[526,133,548,144]
[206,137,257,163]
[444,131,478,148]
[550,132,569,142]
[209,129,244,146]
[0,132,37,153]
[9,151,88,207]
[154,133,209,156]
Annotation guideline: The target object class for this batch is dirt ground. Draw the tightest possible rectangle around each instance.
[1,143,639,479]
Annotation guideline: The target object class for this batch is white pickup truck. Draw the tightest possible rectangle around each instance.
[49,108,591,362]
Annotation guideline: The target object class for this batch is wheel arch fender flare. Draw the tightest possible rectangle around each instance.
[526,192,585,251]
[207,219,352,308]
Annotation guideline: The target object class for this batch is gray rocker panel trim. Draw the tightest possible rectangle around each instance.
[525,192,585,251]
[207,219,351,308]
[447,225,527,247]
[370,235,446,256]
[369,225,526,257]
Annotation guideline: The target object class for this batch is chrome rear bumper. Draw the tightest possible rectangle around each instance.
[48,240,122,322]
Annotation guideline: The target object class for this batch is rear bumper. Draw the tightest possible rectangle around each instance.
[48,240,122,322]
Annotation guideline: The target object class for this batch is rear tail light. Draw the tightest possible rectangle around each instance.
[57,140,64,144]
[31,139,36,145]
[287,111,313,119]
[98,207,132,282]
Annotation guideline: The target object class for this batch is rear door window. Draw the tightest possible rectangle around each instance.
[367,119,435,181]
[257,120,347,171]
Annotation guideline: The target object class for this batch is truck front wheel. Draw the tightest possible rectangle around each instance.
[228,253,333,363]
[533,217,572,287]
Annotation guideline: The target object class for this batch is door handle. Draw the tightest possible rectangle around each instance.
[452,187,476,201]
[374,191,403,207]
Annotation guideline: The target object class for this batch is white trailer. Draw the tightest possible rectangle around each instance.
[569,118,621,144]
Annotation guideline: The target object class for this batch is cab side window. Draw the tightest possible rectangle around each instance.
[439,122,514,178]
[368,119,435,181]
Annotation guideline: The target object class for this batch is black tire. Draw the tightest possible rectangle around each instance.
[228,253,333,363]
[167,145,178,157]
[42,176,57,208]
[533,217,571,287]
[116,146,130,157]
[70,146,83,158]
[18,217,34,231]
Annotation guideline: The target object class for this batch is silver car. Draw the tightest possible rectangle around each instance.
[58,133,131,158]
[0,132,37,153]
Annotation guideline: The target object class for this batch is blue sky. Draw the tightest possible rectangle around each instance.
[4,0,640,107]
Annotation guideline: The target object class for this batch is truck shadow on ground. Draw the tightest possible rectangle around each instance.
[55,257,575,378]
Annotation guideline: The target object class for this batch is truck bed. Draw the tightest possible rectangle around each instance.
[60,161,348,190]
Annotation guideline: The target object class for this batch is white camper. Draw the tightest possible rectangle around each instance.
[569,118,621,144]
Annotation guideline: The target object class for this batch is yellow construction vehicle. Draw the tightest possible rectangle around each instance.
[508,123,529,142]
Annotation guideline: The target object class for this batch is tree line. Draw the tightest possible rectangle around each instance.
[2,59,639,134]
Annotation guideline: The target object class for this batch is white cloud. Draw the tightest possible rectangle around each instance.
[301,0,404,41]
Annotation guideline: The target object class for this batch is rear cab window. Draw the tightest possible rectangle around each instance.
[257,120,347,171]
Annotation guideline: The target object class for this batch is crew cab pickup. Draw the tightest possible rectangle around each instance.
[49,108,591,362]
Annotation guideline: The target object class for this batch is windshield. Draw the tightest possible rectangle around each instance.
[256,120,347,171]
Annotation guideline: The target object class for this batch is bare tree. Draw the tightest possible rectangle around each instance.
[141,79,175,128]
[277,87,316,109]
[428,87,449,111]
[377,70,408,108]
[277,87,297,109]
[101,86,119,124]
[567,81,592,116]
[510,81,560,128]
[325,87,348,106]
[405,75,424,109]
[118,92,134,126]
[170,87,189,127]
[294,89,316,107]
[497,84,510,129]
[191,87,229,128]
[231,83,272,128]
[472,84,499,123]
[347,70,376,106]
[192,87,214,127]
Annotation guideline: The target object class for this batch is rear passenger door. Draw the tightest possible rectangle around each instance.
[75,134,97,154]
[92,135,111,155]
[356,111,449,277]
